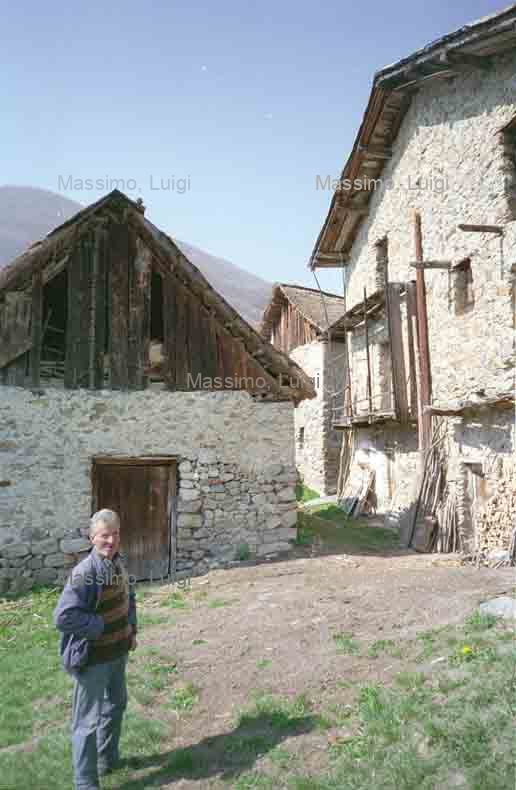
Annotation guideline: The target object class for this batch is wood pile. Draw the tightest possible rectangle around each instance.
[339,464,376,517]
[409,419,456,551]
[475,474,516,564]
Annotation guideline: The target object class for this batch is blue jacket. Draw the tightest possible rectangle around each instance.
[54,548,137,675]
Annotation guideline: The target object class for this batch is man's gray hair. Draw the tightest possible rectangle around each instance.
[89,509,120,536]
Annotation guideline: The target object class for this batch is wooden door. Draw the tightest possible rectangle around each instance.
[93,460,175,580]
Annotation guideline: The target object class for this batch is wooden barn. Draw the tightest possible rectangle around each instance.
[0,190,314,592]
[260,283,346,495]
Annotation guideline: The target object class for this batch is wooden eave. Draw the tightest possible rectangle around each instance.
[310,3,516,269]
[331,289,386,331]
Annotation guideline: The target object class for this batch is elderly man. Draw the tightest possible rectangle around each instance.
[54,509,137,790]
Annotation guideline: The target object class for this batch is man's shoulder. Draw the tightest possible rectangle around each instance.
[67,551,100,582]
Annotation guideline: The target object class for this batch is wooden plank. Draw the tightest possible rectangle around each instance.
[174,280,188,389]
[458,224,503,236]
[386,283,409,423]
[410,261,451,270]
[206,312,219,382]
[78,235,93,388]
[3,353,28,386]
[187,290,202,388]
[163,273,176,389]
[414,212,432,449]
[109,223,130,389]
[30,272,43,388]
[128,233,150,389]
[406,282,418,419]
[93,455,177,466]
[64,245,82,388]
[363,287,373,416]
[0,292,32,368]
[93,227,108,389]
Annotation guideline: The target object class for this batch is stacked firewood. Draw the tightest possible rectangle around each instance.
[475,474,516,562]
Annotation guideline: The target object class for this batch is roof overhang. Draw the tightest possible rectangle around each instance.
[310,3,516,269]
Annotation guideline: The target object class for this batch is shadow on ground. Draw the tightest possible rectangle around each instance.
[116,712,317,788]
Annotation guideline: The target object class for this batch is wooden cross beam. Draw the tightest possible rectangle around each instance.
[410,261,452,270]
[458,224,503,236]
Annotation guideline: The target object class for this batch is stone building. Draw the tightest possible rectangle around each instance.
[260,284,346,495]
[310,7,516,550]
[0,190,314,593]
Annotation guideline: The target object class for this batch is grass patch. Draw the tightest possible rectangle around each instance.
[295,482,320,503]
[257,659,272,670]
[238,692,312,732]
[208,598,234,608]
[159,591,189,609]
[333,632,360,655]
[236,543,252,561]
[367,639,402,659]
[303,507,399,553]
[294,522,315,546]
[167,681,200,711]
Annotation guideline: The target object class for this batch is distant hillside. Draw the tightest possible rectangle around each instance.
[0,186,272,327]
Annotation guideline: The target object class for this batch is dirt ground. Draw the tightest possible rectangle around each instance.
[128,529,515,789]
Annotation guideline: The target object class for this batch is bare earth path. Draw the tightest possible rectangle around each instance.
[123,545,515,789]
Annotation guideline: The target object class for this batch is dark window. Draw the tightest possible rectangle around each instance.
[298,426,305,448]
[151,271,164,342]
[41,268,68,380]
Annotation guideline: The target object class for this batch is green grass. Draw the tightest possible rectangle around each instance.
[158,591,189,609]
[294,522,315,546]
[333,632,360,655]
[1,587,514,790]
[167,682,200,711]
[295,481,320,503]
[236,543,252,561]
[302,507,400,553]
[208,597,234,608]
[368,639,402,658]
[237,692,312,731]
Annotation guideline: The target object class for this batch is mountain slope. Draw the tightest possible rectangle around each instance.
[0,186,272,326]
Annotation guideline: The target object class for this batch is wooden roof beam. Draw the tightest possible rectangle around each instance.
[358,144,392,160]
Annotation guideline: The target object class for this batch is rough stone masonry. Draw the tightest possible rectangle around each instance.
[0,388,298,594]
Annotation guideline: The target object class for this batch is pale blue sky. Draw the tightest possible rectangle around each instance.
[3,0,505,291]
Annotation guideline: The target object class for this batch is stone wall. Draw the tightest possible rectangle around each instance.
[347,424,418,519]
[343,49,516,406]
[291,340,345,495]
[447,407,515,550]
[0,387,298,593]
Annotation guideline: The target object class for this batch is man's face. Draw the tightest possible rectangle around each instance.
[90,523,120,559]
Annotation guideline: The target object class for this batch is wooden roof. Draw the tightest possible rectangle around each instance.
[260,283,346,341]
[0,190,315,402]
[310,3,516,269]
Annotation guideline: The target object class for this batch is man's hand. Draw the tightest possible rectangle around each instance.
[129,631,138,651]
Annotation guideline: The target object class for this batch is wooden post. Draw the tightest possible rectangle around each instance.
[30,272,43,388]
[386,283,409,422]
[406,282,418,418]
[414,212,432,449]
[363,287,373,416]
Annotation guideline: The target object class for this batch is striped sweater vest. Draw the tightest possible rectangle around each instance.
[88,557,132,666]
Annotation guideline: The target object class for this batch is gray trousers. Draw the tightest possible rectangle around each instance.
[71,655,128,790]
